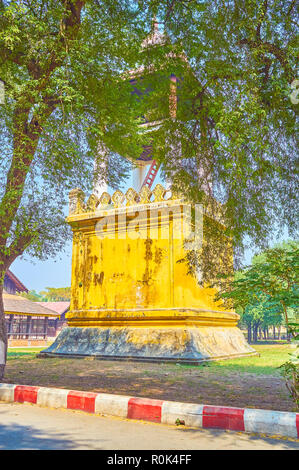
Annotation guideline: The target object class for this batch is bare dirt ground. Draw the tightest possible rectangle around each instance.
[3,343,296,412]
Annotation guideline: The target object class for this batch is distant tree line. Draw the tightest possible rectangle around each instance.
[21,287,71,302]
[238,301,296,343]
[216,240,299,343]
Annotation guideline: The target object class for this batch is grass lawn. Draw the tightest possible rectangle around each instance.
[7,348,45,359]
[192,343,294,375]
[3,342,297,412]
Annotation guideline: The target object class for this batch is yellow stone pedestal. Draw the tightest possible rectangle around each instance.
[42,185,256,362]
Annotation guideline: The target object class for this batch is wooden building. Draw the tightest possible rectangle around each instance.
[4,291,60,346]
[36,302,69,337]
[4,270,28,295]
[3,270,68,346]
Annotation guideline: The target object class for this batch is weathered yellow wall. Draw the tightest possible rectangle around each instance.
[41,186,256,362]
[66,187,236,328]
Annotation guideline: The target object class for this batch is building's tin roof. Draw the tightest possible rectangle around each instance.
[36,302,70,315]
[3,292,60,317]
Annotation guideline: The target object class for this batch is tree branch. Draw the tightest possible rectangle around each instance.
[0,0,87,258]
[5,232,35,268]
[239,38,294,83]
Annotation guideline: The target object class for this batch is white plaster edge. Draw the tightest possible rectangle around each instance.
[95,393,130,418]
[161,401,204,428]
[0,383,16,402]
[37,387,70,409]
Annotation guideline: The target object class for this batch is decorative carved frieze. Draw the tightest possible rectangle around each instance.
[69,188,86,215]
[68,184,185,216]
[111,190,125,208]
[125,188,139,206]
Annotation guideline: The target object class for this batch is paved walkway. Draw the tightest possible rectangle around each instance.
[0,402,298,450]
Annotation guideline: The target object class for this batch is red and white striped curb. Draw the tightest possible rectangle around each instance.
[0,383,298,439]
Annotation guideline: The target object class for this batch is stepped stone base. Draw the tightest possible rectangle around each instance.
[40,326,257,363]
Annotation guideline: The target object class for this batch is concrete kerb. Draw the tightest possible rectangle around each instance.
[0,383,298,440]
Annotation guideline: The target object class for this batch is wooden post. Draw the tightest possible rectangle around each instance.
[54,317,59,336]
[8,314,14,337]
[26,316,32,346]
[44,317,48,340]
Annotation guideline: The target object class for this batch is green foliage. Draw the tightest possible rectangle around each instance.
[20,286,71,302]
[20,289,44,302]
[217,240,299,322]
[217,240,299,407]
[151,0,298,268]
[279,322,299,410]
[0,0,149,271]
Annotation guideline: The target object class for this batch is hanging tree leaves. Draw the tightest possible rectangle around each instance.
[143,0,298,270]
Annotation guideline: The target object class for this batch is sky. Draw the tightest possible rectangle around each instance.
[11,241,73,293]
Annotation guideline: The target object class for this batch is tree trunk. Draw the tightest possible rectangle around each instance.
[0,0,87,380]
[259,328,262,340]
[247,324,252,343]
[0,284,7,380]
[252,324,258,343]
[273,325,276,339]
